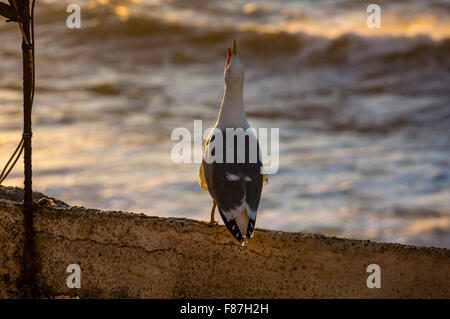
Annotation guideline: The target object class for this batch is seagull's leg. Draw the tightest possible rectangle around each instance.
[209,201,218,225]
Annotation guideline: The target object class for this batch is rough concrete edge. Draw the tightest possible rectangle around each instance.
[0,184,448,257]
[1,185,450,299]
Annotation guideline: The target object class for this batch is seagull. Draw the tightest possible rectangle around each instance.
[199,40,267,245]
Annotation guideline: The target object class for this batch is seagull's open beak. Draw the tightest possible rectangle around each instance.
[226,47,232,67]
[226,40,237,67]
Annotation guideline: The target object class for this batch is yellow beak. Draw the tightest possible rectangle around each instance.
[232,39,237,55]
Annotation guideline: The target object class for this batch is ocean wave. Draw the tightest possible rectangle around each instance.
[27,2,450,72]
[3,1,448,133]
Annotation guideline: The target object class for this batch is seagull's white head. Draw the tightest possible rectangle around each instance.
[224,39,244,87]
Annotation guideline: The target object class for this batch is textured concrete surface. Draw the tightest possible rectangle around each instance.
[0,185,449,298]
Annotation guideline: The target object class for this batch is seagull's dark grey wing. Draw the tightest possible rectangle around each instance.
[202,129,263,243]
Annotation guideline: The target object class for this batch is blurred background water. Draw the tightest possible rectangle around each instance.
[0,0,449,248]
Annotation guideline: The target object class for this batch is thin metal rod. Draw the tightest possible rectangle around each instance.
[15,0,37,298]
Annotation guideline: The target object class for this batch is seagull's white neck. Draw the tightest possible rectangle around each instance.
[216,82,249,129]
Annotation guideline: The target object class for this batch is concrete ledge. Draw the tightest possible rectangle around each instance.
[0,186,449,298]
